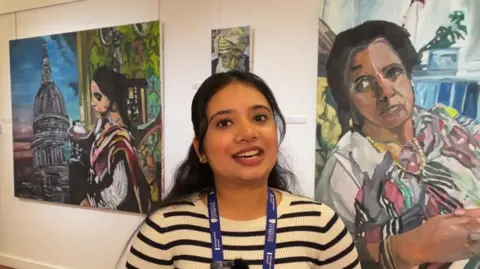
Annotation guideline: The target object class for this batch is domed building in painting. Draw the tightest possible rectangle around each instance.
[31,40,70,203]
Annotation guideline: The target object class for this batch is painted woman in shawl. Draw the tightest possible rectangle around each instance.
[69,66,150,214]
[315,21,480,269]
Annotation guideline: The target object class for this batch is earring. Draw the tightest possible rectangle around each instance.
[199,155,207,163]
[111,103,119,112]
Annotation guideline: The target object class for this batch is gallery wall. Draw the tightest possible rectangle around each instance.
[0,0,321,268]
[0,0,82,15]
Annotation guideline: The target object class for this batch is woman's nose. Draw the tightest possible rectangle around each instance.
[375,74,395,98]
[235,120,257,143]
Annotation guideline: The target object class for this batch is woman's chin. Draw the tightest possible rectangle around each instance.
[234,171,269,185]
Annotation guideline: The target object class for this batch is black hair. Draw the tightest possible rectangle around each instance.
[92,65,131,128]
[325,20,420,137]
[150,70,297,214]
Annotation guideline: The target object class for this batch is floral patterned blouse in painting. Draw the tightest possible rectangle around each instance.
[316,105,480,268]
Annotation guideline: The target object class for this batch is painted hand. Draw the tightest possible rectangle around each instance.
[404,208,480,264]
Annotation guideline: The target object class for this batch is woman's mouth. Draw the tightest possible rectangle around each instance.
[232,148,265,166]
[379,104,403,115]
[234,150,262,158]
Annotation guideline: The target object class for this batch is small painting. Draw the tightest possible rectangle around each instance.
[211,26,252,74]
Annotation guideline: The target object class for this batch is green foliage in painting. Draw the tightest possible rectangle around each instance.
[418,10,468,55]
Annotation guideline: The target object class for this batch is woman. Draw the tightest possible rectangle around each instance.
[315,20,480,269]
[123,71,360,268]
[69,66,150,214]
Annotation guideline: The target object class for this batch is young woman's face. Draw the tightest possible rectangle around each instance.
[198,81,279,185]
[91,80,111,117]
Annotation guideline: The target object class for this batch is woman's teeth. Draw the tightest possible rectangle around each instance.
[235,150,260,158]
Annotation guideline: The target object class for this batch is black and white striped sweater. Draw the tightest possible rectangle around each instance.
[125,190,360,269]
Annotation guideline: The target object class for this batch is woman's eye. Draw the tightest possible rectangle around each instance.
[253,115,267,122]
[385,66,404,80]
[216,119,232,128]
[353,78,372,93]
[93,93,103,101]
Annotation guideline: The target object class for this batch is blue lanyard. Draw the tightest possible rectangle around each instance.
[207,188,278,269]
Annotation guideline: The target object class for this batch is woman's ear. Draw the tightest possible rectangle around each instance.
[192,137,202,158]
[193,137,208,164]
[111,102,119,112]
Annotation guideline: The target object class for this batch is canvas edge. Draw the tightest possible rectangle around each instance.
[0,252,62,269]
[159,20,166,200]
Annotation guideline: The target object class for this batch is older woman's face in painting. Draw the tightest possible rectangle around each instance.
[348,38,414,129]
[91,80,111,117]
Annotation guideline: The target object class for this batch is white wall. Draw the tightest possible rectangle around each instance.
[0,0,82,15]
[0,0,321,268]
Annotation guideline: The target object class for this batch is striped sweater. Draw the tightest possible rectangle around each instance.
[125,190,361,269]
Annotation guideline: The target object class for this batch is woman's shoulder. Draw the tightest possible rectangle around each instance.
[98,125,134,150]
[280,190,323,207]
[279,191,341,226]
[147,194,208,227]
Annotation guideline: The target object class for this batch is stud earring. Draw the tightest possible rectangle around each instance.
[199,155,207,163]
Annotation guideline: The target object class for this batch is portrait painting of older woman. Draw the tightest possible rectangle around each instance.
[315,20,480,269]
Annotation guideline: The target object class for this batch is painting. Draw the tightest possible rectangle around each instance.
[314,0,480,268]
[10,20,163,215]
[211,26,252,74]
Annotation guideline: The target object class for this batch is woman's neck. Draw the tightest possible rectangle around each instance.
[362,118,414,160]
[103,112,123,131]
[363,118,414,145]
[207,179,273,221]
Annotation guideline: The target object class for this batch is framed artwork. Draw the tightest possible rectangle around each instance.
[314,0,480,268]
[10,20,163,214]
[211,26,252,74]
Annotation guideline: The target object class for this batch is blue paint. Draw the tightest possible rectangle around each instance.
[437,82,453,107]
[452,82,467,112]
[463,83,479,119]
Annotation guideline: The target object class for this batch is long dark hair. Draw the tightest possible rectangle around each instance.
[92,65,131,129]
[150,70,297,215]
